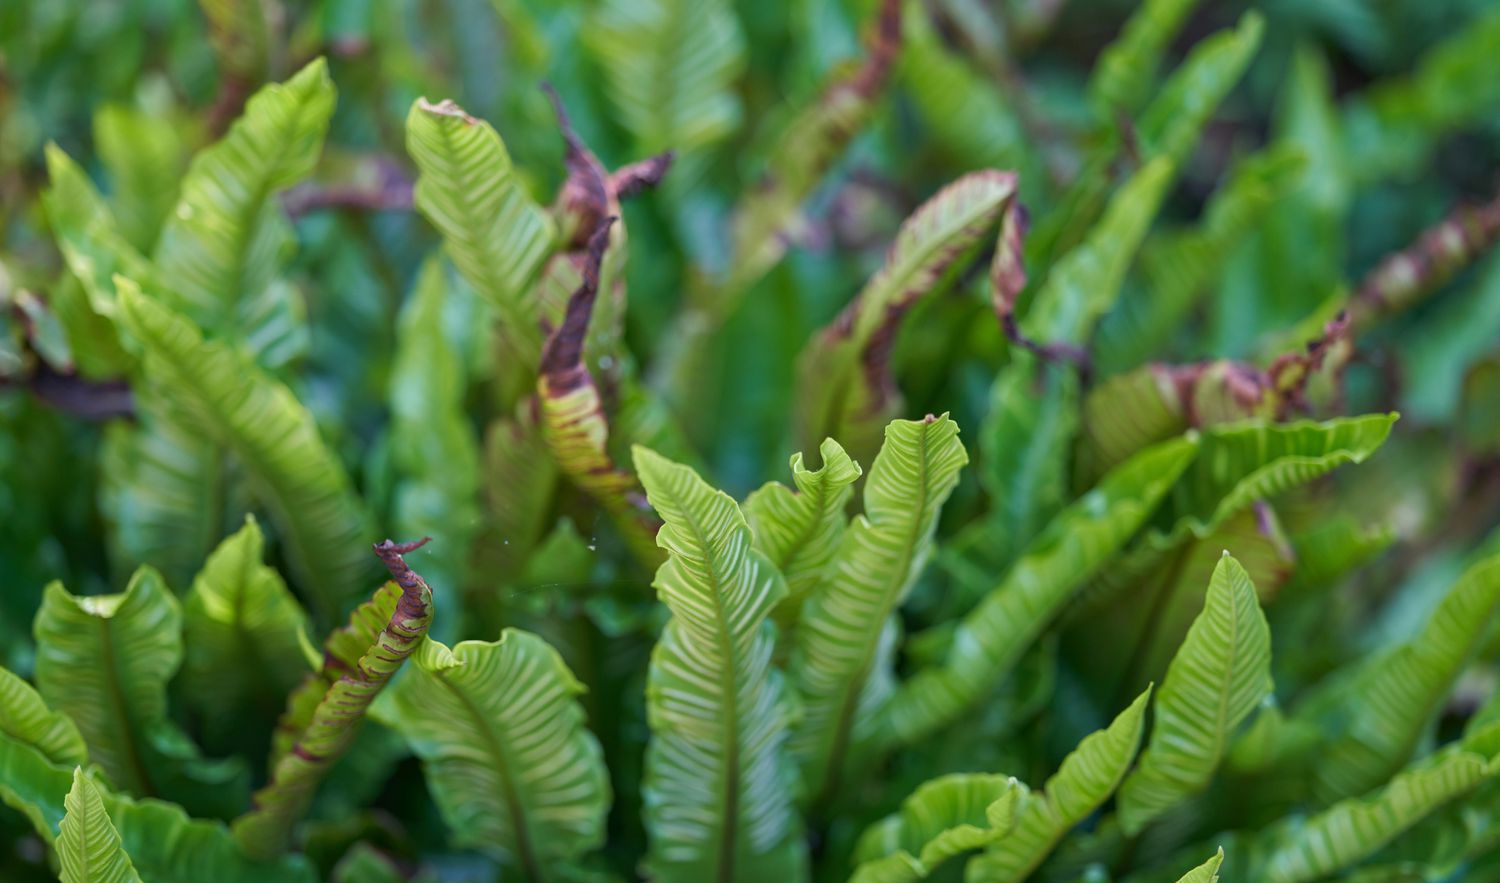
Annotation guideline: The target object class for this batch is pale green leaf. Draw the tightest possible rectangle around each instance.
[59,768,142,883]
[851,774,1027,883]
[0,667,86,769]
[182,515,312,741]
[1174,848,1224,883]
[1118,554,1273,834]
[93,103,187,252]
[966,688,1153,882]
[406,98,554,375]
[387,631,609,880]
[877,437,1196,751]
[1088,0,1201,119]
[153,59,332,352]
[743,437,862,629]
[1310,554,1500,801]
[791,416,967,804]
[233,552,434,860]
[632,446,807,882]
[116,279,373,619]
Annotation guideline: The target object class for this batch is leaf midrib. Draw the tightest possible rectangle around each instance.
[96,614,156,798]
[432,666,546,882]
[819,425,936,805]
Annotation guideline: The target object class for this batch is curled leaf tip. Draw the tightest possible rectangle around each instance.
[611,151,675,199]
[416,98,477,124]
[541,217,617,382]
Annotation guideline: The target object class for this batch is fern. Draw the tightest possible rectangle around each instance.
[58,768,142,883]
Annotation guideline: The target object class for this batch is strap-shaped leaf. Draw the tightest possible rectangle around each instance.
[876,437,1197,750]
[386,631,609,879]
[42,145,156,326]
[791,416,967,804]
[1087,0,1200,119]
[1095,146,1305,376]
[0,667,85,769]
[34,570,179,797]
[957,157,1174,593]
[474,407,558,584]
[1309,554,1500,801]
[153,58,332,339]
[796,171,1020,455]
[966,688,1153,882]
[1175,848,1225,883]
[0,732,315,882]
[1256,747,1499,883]
[182,515,311,744]
[389,258,481,618]
[100,391,236,592]
[116,279,372,619]
[850,774,1026,883]
[743,437,862,628]
[233,542,435,860]
[632,446,807,882]
[1118,554,1272,834]
[59,768,142,883]
[93,103,187,252]
[584,0,745,154]
[406,97,554,373]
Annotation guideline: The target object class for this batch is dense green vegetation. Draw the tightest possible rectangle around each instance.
[3,0,1500,880]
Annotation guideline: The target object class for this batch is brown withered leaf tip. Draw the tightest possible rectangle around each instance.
[540,217,617,383]
[417,98,478,125]
[611,152,675,199]
[373,536,432,590]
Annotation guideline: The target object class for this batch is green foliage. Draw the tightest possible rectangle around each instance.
[58,768,141,883]
[4,1,1500,881]
[386,632,609,879]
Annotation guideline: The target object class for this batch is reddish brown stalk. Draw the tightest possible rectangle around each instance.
[539,218,616,387]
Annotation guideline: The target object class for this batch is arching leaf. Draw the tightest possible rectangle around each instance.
[93,103,187,252]
[743,437,862,629]
[59,767,142,883]
[0,667,85,769]
[1175,848,1225,883]
[406,97,554,380]
[632,446,807,882]
[796,171,1019,457]
[1254,747,1500,882]
[876,437,1196,751]
[966,688,1153,882]
[791,415,967,805]
[1308,554,1500,801]
[1088,0,1201,119]
[182,515,312,747]
[152,58,332,358]
[386,631,609,880]
[1118,554,1273,834]
[116,279,373,620]
[850,774,1026,883]
[232,543,434,860]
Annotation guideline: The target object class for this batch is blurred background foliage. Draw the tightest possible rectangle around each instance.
[3,0,1500,879]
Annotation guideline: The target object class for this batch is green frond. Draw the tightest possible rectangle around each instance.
[584,0,745,155]
[116,279,373,619]
[153,59,333,351]
[233,553,434,860]
[966,688,1153,881]
[632,446,807,882]
[1088,0,1201,119]
[1309,554,1500,801]
[59,768,142,883]
[877,437,1197,750]
[1118,554,1273,834]
[181,516,312,744]
[790,416,967,804]
[850,774,1027,883]
[743,437,862,629]
[1174,848,1225,883]
[387,631,609,880]
[405,98,554,376]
